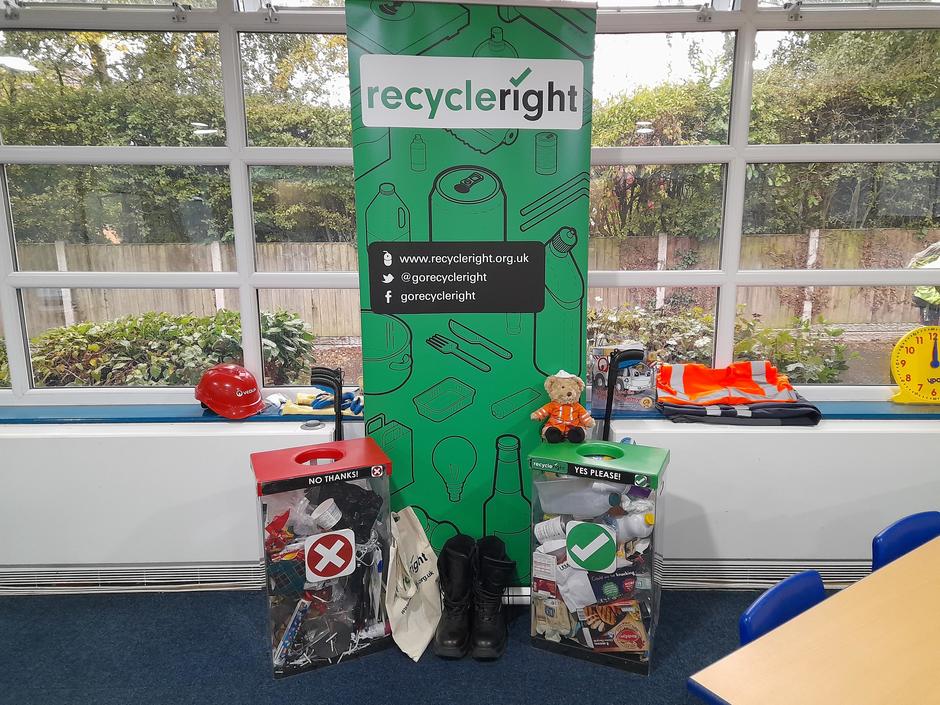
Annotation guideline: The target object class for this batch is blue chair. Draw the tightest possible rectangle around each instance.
[739,570,826,645]
[872,511,940,572]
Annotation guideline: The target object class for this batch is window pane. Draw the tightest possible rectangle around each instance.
[0,31,223,146]
[258,288,359,386]
[9,165,234,272]
[251,166,356,272]
[735,285,931,385]
[0,307,8,388]
[742,162,940,270]
[22,288,239,387]
[751,30,940,144]
[593,32,734,146]
[588,287,717,367]
[240,33,350,147]
[590,164,724,269]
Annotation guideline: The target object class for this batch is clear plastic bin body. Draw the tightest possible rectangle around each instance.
[528,440,668,674]
[251,438,392,678]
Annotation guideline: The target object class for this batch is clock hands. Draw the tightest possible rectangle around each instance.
[932,338,940,369]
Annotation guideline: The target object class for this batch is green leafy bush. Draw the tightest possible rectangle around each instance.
[0,339,9,387]
[734,314,853,384]
[588,304,853,384]
[28,309,314,388]
[588,305,716,366]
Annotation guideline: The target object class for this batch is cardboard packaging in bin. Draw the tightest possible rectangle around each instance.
[251,438,393,678]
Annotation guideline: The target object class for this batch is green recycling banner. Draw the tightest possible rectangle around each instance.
[346,0,596,584]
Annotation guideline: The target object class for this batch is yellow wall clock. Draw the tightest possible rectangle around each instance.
[891,326,940,404]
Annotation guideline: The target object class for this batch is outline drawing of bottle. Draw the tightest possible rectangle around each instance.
[473,27,518,58]
[366,182,411,246]
[482,434,531,582]
[534,226,585,377]
[410,134,427,172]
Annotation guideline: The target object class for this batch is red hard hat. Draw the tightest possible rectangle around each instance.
[195,363,266,420]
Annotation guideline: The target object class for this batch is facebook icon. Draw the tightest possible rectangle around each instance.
[385,290,392,304]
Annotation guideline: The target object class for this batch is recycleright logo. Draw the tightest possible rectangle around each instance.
[359,55,583,130]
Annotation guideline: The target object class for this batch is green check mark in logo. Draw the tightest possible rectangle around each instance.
[509,67,532,87]
[566,522,616,573]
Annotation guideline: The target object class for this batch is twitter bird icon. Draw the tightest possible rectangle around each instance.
[381,274,394,284]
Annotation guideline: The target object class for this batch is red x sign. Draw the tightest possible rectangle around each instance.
[305,529,356,583]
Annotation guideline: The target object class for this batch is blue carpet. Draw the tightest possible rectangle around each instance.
[0,590,756,705]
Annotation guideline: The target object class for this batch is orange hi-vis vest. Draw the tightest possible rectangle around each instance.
[656,361,798,406]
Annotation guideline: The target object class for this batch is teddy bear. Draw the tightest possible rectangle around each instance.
[530,370,595,443]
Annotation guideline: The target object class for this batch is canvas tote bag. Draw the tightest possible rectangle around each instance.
[386,507,442,661]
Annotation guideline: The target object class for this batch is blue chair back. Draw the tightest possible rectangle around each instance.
[872,511,940,571]
[739,570,825,645]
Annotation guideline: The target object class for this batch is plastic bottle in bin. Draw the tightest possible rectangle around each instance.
[483,435,531,581]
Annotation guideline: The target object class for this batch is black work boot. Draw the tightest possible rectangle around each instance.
[433,534,475,658]
[470,536,516,659]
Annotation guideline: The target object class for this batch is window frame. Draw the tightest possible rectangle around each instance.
[0,0,938,404]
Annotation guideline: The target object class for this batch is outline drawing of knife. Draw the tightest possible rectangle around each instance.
[448,320,513,360]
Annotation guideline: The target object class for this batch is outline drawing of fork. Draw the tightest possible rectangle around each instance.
[426,334,491,372]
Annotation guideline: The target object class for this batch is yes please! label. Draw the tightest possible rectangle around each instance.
[359,55,583,129]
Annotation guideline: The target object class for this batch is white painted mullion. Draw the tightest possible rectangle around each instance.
[795,385,893,402]
[714,3,757,367]
[9,386,208,406]
[591,145,735,165]
[0,7,223,32]
[0,146,232,166]
[744,143,940,164]
[735,268,940,287]
[1,4,935,36]
[752,5,940,31]
[587,270,729,288]
[250,272,360,289]
[238,146,354,166]
[3,143,935,169]
[219,6,264,385]
[228,8,347,33]
[6,271,241,288]
[596,8,744,33]
[0,166,30,396]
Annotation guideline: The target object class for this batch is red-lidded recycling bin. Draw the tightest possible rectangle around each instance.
[251,438,392,678]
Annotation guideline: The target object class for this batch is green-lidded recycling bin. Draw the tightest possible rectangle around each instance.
[528,440,669,674]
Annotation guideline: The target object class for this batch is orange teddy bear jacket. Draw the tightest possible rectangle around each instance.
[532,401,592,432]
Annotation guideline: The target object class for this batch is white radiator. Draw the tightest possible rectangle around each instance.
[1,417,938,594]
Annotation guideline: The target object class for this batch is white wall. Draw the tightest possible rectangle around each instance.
[610,419,940,586]
[1,418,938,590]
[0,421,349,567]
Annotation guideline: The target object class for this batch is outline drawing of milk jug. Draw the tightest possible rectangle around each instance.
[366,182,411,246]
[535,226,585,377]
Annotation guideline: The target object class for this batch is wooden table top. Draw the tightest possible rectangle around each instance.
[690,536,940,705]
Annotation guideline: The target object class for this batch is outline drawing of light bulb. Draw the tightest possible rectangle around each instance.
[432,436,477,502]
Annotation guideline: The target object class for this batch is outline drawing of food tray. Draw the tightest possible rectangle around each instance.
[413,377,476,422]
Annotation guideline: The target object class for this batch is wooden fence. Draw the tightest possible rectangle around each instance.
[16,228,939,336]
